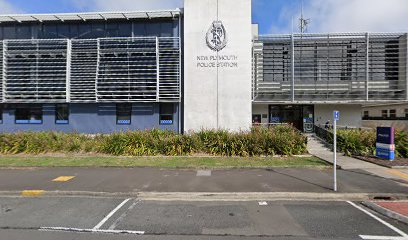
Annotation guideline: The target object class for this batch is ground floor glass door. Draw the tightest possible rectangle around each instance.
[269,105,314,132]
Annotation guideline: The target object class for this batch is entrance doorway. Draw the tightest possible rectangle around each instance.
[269,105,314,132]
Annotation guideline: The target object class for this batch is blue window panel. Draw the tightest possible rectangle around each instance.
[117,120,131,125]
[160,120,173,125]
[16,120,43,124]
[56,120,69,124]
[0,120,3,124]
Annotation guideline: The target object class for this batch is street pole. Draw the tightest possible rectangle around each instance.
[333,112,338,192]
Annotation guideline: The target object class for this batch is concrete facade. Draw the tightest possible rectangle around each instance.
[314,104,362,128]
[183,0,252,132]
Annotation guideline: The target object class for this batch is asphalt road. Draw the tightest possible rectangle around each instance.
[0,167,406,193]
[0,197,407,240]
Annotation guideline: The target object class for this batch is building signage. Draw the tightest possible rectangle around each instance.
[206,20,227,52]
[196,20,238,69]
[376,127,395,160]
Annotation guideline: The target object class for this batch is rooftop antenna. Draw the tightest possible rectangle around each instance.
[299,0,311,33]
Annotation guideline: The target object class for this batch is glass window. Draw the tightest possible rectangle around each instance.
[0,107,3,124]
[405,109,408,118]
[42,24,58,38]
[3,25,16,39]
[363,111,369,119]
[160,22,173,37]
[381,110,388,118]
[146,23,160,37]
[133,23,146,36]
[117,104,132,125]
[57,24,71,38]
[118,23,132,37]
[15,106,43,124]
[159,103,174,125]
[16,25,31,38]
[389,109,397,118]
[56,104,69,124]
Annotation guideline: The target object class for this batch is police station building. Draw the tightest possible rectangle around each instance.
[0,0,407,133]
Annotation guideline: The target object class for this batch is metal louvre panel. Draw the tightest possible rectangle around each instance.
[0,41,3,102]
[70,39,98,102]
[0,37,181,103]
[158,37,180,102]
[97,37,158,102]
[254,33,408,103]
[368,34,406,101]
[4,39,67,103]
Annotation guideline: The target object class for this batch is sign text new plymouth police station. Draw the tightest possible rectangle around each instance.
[196,55,239,68]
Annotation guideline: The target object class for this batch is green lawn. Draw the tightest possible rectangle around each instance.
[0,155,328,169]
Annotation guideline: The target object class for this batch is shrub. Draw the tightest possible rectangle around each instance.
[0,126,308,157]
[336,129,408,158]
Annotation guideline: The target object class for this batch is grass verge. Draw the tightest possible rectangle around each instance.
[0,155,328,169]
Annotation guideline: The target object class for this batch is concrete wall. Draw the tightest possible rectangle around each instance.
[0,103,179,134]
[362,120,408,132]
[363,103,408,118]
[183,0,252,132]
[314,104,362,128]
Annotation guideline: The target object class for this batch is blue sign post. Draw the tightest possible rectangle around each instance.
[376,127,395,161]
[333,111,339,192]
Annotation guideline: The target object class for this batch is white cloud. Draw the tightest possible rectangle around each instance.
[0,0,23,14]
[72,0,183,12]
[272,0,408,34]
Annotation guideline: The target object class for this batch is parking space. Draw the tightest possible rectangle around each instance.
[0,197,124,229]
[1,197,407,239]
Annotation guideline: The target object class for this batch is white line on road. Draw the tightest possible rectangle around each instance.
[359,236,408,240]
[40,227,144,235]
[347,201,408,239]
[108,200,141,230]
[93,198,131,230]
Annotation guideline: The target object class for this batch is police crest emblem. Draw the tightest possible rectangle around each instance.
[206,20,227,52]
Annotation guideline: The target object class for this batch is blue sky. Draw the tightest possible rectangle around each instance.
[1,0,407,34]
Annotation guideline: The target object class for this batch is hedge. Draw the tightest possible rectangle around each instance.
[0,125,307,157]
[336,129,408,158]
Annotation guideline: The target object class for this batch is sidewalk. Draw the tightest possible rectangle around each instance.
[363,201,408,224]
[307,135,408,184]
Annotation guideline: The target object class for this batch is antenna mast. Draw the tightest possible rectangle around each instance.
[299,0,310,33]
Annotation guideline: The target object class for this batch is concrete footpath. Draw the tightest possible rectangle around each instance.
[307,135,408,183]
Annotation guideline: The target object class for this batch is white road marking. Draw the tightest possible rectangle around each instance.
[93,198,131,230]
[258,201,268,206]
[40,227,144,235]
[197,170,211,177]
[347,201,408,239]
[108,200,141,230]
[359,236,408,240]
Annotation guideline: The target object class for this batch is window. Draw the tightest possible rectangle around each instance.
[363,111,369,119]
[405,109,408,118]
[381,110,388,118]
[389,109,397,118]
[0,107,3,124]
[15,106,42,124]
[160,103,174,125]
[116,104,132,125]
[55,104,69,124]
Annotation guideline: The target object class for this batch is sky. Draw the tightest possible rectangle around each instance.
[0,0,407,34]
